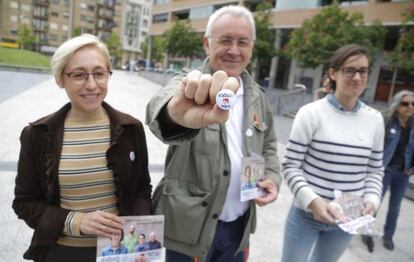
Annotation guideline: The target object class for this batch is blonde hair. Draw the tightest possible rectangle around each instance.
[51,34,111,87]
[204,5,256,40]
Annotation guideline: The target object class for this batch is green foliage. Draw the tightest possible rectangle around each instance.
[17,25,35,50]
[72,27,82,37]
[163,20,203,59]
[104,33,122,58]
[283,3,386,68]
[387,6,414,74]
[141,36,164,62]
[253,2,276,60]
[0,46,50,69]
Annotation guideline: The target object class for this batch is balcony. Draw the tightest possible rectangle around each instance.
[33,0,49,6]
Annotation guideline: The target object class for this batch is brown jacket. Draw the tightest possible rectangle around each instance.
[12,102,152,261]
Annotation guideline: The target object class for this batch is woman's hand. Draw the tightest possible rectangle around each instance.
[79,210,124,238]
[308,198,336,224]
[362,201,376,216]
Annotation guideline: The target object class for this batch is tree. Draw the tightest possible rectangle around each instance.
[104,33,122,67]
[72,27,82,37]
[17,24,35,50]
[283,1,386,68]
[163,20,204,67]
[253,2,276,62]
[387,6,414,74]
[141,36,164,63]
[251,2,276,81]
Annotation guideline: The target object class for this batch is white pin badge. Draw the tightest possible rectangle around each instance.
[245,128,253,137]
[129,151,135,161]
[216,89,236,110]
[390,128,396,134]
[358,132,366,141]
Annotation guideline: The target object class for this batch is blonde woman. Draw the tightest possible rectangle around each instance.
[13,34,152,261]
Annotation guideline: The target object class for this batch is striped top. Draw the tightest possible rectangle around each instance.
[282,97,384,211]
[57,115,118,247]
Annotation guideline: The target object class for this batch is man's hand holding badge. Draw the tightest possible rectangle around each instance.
[166,69,238,129]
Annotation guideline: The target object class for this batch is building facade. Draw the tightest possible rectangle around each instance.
[148,0,412,105]
[0,0,151,64]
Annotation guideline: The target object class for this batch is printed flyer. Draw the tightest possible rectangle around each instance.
[96,215,164,262]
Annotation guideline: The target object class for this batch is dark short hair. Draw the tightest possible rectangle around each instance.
[328,44,369,91]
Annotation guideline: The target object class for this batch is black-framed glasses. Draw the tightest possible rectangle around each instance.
[65,70,112,85]
[340,67,369,79]
[399,101,414,107]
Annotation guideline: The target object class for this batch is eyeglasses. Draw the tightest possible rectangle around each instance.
[211,36,253,49]
[340,67,369,79]
[64,70,112,86]
[399,101,414,107]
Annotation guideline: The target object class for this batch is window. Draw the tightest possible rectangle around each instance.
[190,6,213,19]
[62,25,68,31]
[10,30,18,35]
[50,23,58,30]
[10,1,18,9]
[172,9,189,20]
[10,15,18,22]
[22,4,31,12]
[52,0,60,4]
[152,13,168,23]
[63,12,69,18]
[49,34,58,41]
[142,19,148,27]
[51,12,59,17]
[154,0,169,5]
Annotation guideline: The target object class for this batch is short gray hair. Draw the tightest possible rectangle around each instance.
[51,34,111,87]
[204,5,256,40]
[390,90,414,116]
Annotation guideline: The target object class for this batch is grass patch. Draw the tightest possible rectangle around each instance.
[0,46,51,70]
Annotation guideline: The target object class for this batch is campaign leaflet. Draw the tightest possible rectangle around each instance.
[96,215,164,262]
[240,153,266,202]
[332,191,382,236]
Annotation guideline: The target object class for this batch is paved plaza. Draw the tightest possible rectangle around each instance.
[0,70,413,261]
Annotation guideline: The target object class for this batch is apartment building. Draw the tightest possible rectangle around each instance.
[0,0,151,64]
[149,0,412,105]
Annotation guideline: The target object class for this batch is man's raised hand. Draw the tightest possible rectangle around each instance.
[166,70,239,129]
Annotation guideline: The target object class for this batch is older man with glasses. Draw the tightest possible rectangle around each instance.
[146,5,281,262]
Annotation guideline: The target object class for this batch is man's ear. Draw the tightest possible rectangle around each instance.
[203,36,210,55]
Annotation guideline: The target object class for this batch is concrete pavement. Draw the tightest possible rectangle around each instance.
[0,70,413,261]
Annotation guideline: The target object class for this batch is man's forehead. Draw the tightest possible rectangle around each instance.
[211,14,253,37]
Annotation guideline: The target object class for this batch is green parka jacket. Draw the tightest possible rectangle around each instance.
[145,60,281,261]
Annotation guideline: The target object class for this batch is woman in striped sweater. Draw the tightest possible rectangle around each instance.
[281,44,384,262]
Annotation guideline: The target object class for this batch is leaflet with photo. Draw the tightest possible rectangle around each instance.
[240,153,266,202]
[333,191,382,236]
[96,215,164,262]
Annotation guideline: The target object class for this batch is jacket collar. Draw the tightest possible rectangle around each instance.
[30,102,137,139]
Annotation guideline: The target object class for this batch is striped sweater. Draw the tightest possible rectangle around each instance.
[282,98,384,211]
[57,115,118,247]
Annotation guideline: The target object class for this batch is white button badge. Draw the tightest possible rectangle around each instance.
[129,151,135,161]
[216,89,236,110]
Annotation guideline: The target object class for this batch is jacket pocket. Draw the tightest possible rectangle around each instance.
[159,179,210,245]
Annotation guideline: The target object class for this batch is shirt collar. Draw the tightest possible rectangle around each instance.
[236,77,244,96]
[326,93,362,112]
